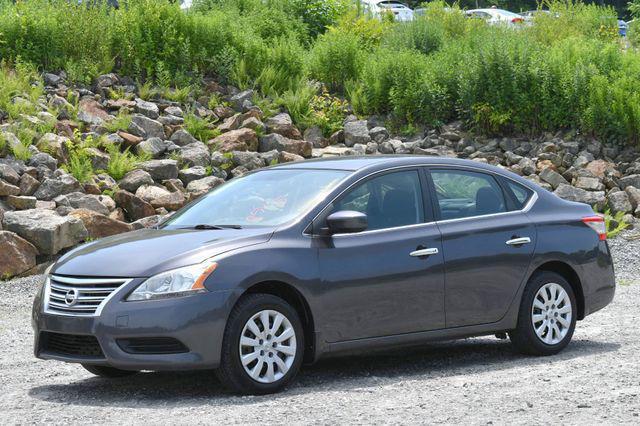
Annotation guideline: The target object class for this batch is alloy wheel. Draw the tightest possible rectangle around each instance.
[239,309,297,384]
[531,282,572,345]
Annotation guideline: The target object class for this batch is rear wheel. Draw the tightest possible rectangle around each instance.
[216,294,304,395]
[82,364,138,378]
[509,271,577,356]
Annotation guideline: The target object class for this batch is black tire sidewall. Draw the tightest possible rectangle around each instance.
[219,294,304,394]
[513,272,577,355]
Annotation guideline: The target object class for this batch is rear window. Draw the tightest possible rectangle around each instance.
[504,180,533,209]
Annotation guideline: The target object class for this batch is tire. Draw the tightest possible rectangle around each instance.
[216,293,304,395]
[509,271,577,356]
[82,364,138,378]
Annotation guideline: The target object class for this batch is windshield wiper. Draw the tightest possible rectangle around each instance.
[181,224,243,230]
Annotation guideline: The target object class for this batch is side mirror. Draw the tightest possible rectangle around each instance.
[325,210,368,234]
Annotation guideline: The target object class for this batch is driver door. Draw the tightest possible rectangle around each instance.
[315,169,445,342]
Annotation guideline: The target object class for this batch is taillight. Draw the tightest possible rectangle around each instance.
[511,17,523,23]
[582,216,607,241]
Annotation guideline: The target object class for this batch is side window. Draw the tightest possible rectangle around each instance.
[430,169,506,220]
[504,179,534,209]
[334,170,424,231]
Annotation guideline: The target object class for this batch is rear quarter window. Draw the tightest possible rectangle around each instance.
[504,179,534,209]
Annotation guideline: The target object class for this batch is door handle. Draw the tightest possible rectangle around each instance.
[506,237,531,246]
[410,248,439,257]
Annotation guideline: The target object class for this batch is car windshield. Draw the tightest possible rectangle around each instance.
[162,169,348,228]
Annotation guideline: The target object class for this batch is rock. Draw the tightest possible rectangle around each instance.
[259,134,312,157]
[574,176,605,191]
[135,185,172,203]
[344,120,371,147]
[242,117,265,133]
[140,159,179,181]
[118,169,154,193]
[186,176,225,199]
[150,190,186,211]
[19,173,40,196]
[369,126,389,143]
[304,126,327,148]
[86,147,110,171]
[130,114,165,139]
[170,129,199,146]
[178,142,210,167]
[113,190,156,221]
[230,89,254,109]
[0,179,21,196]
[33,175,82,201]
[231,151,264,170]
[27,152,57,170]
[265,113,302,139]
[6,196,37,210]
[2,209,88,255]
[43,72,62,86]
[278,151,304,163]
[329,129,344,145]
[0,231,38,278]
[69,209,133,239]
[0,164,20,185]
[553,184,605,208]
[218,114,243,132]
[625,186,640,210]
[586,160,619,179]
[539,167,568,189]
[440,131,461,142]
[165,106,184,117]
[619,174,640,190]
[210,128,258,152]
[131,214,165,230]
[77,98,111,125]
[607,191,632,215]
[118,130,144,146]
[106,98,136,110]
[136,137,168,158]
[134,98,159,119]
[95,73,119,88]
[54,192,110,216]
[178,166,208,186]
[37,133,70,162]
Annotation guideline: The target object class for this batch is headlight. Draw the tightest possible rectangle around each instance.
[127,261,218,301]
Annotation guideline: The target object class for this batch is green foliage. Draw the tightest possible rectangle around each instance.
[603,208,630,238]
[306,29,364,92]
[105,145,147,181]
[65,147,94,183]
[0,60,43,119]
[183,112,216,142]
[103,111,132,133]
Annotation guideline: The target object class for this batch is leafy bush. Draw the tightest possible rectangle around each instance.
[105,145,147,181]
[183,112,217,142]
[306,28,364,92]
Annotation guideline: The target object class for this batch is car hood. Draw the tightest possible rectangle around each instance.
[52,227,274,278]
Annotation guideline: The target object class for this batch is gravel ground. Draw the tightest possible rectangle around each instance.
[1,233,639,425]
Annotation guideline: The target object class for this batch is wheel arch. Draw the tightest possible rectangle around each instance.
[242,280,317,363]
[529,261,585,320]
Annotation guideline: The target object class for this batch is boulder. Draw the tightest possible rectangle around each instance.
[170,129,199,146]
[27,152,57,170]
[150,190,186,211]
[178,142,211,167]
[140,159,179,181]
[625,186,640,211]
[369,126,389,143]
[573,176,605,191]
[0,164,20,185]
[0,231,38,278]
[37,133,70,162]
[118,169,154,193]
[586,160,619,179]
[231,151,264,170]
[230,89,254,109]
[607,191,632,215]
[136,137,168,158]
[553,184,605,208]
[130,114,165,139]
[2,209,88,255]
[186,176,224,199]
[304,126,327,148]
[77,98,111,125]
[54,192,110,216]
[33,175,82,200]
[86,147,111,171]
[165,106,184,117]
[113,190,156,221]
[69,209,133,239]
[178,166,208,186]
[135,185,172,203]
[210,128,258,152]
[131,214,165,230]
[258,134,312,157]
[134,98,159,119]
[619,174,640,190]
[6,196,37,210]
[344,120,371,147]
[265,113,302,139]
[242,117,265,133]
[218,114,243,132]
[0,179,21,196]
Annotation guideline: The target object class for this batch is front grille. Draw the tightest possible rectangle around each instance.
[117,337,189,354]
[41,332,105,358]
[45,275,132,316]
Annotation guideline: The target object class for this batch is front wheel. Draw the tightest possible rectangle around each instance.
[82,364,138,378]
[509,271,577,356]
[216,294,304,395]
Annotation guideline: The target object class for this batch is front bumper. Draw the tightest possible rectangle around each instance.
[32,277,239,371]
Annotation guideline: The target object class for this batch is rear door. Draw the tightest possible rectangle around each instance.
[426,167,537,328]
[316,168,445,342]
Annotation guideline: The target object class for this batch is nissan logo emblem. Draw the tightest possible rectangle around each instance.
[64,289,79,306]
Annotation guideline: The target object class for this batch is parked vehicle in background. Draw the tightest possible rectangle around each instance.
[32,157,615,394]
[361,0,414,22]
[521,9,552,22]
[465,8,525,26]
[619,20,628,37]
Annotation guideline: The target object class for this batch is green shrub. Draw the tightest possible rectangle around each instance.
[104,111,133,133]
[381,16,444,55]
[105,145,147,181]
[183,112,216,142]
[306,29,364,92]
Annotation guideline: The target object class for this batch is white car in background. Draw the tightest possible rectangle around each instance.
[465,8,525,26]
[361,0,414,22]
